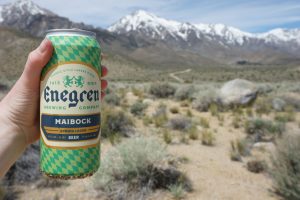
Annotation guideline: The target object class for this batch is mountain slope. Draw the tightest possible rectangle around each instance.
[108,10,300,65]
[108,10,300,46]
[0,0,118,46]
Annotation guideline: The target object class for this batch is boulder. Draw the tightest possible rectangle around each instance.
[218,79,257,106]
[253,142,275,153]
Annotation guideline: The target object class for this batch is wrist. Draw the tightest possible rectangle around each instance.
[0,112,27,177]
[0,103,28,149]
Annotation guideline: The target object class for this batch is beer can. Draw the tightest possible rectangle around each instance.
[40,29,101,179]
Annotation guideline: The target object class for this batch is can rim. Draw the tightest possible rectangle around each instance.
[45,28,96,38]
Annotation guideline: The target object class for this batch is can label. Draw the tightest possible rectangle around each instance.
[40,63,100,149]
[40,33,101,177]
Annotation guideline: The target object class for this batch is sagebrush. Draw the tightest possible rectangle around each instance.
[94,137,191,199]
[270,134,300,200]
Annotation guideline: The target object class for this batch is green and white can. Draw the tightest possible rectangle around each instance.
[40,29,101,179]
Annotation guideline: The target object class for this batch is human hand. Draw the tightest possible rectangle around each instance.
[0,39,107,176]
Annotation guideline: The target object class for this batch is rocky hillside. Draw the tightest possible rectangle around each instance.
[0,27,40,83]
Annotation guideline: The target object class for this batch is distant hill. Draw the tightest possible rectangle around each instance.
[0,27,39,83]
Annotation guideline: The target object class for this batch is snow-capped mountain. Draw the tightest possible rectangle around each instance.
[0,0,98,37]
[258,28,300,45]
[108,10,300,47]
[0,0,54,23]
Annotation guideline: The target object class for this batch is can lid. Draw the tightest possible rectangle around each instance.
[45,28,96,38]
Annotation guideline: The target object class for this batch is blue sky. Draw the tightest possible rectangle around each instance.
[1,0,300,32]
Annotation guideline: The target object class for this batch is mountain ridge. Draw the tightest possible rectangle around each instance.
[0,0,299,69]
[108,10,300,46]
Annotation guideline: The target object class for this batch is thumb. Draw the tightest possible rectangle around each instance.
[19,39,53,90]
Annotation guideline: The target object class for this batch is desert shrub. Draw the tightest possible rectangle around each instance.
[247,160,266,173]
[180,134,189,144]
[232,114,242,129]
[104,93,120,106]
[217,114,224,123]
[257,83,273,95]
[245,118,285,142]
[2,185,19,200]
[130,101,147,116]
[246,107,253,117]
[178,156,190,164]
[132,87,144,98]
[272,98,286,112]
[188,125,198,140]
[118,88,127,99]
[255,98,272,115]
[149,82,176,98]
[192,90,216,112]
[192,98,211,112]
[163,130,172,144]
[102,107,134,138]
[94,137,191,199]
[142,116,153,126]
[168,116,191,131]
[201,130,215,146]
[108,133,122,145]
[281,95,300,111]
[232,106,244,115]
[186,109,193,117]
[170,106,180,114]
[199,117,210,128]
[230,145,242,162]
[274,112,295,123]
[270,135,300,200]
[36,178,69,188]
[230,138,252,161]
[273,105,296,122]
[169,184,185,199]
[175,86,195,101]
[153,104,168,127]
[180,100,190,107]
[209,103,219,116]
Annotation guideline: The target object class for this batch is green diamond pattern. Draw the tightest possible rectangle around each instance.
[40,140,100,176]
[42,35,101,77]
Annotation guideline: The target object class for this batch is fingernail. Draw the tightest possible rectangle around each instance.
[38,39,49,53]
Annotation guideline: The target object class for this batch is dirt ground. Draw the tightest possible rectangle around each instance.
[13,94,300,200]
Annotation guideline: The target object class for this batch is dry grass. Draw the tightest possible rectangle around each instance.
[201,130,215,146]
[199,117,210,128]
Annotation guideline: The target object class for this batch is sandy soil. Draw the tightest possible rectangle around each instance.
[13,94,300,200]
